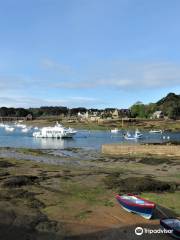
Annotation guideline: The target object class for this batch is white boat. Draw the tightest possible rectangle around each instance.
[33,122,77,138]
[0,123,5,127]
[5,126,15,132]
[149,129,162,134]
[16,124,27,128]
[34,127,39,130]
[111,128,119,133]
[135,129,143,138]
[21,128,30,133]
[124,129,143,140]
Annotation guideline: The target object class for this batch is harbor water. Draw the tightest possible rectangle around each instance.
[0,126,180,150]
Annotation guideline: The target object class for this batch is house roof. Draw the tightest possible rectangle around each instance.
[153,111,163,114]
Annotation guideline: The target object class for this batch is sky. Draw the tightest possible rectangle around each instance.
[0,0,180,109]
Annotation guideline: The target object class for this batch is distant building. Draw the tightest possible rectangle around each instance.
[90,116,100,122]
[25,114,33,121]
[77,111,89,119]
[100,108,131,119]
[112,109,119,119]
[152,111,164,119]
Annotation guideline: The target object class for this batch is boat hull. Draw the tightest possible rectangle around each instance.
[33,132,76,138]
[160,218,180,239]
[32,123,77,139]
[124,136,138,140]
[116,194,155,219]
[120,204,153,219]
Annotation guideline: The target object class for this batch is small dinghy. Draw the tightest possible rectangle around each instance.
[149,129,162,134]
[116,194,155,219]
[160,218,180,239]
[124,129,143,140]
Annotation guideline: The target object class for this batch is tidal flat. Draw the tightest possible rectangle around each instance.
[0,147,179,239]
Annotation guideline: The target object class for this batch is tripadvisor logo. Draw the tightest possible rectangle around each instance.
[135,227,143,236]
[135,226,173,235]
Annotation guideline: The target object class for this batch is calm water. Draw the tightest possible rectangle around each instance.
[0,126,180,150]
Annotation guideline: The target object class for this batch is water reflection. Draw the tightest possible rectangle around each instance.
[33,138,66,149]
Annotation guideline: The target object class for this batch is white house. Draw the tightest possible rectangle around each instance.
[152,111,164,119]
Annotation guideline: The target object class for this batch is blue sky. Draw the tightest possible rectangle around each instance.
[0,0,180,108]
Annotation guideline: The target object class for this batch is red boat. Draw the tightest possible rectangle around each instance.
[116,194,156,219]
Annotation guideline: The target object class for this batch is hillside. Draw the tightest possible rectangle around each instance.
[156,92,180,118]
[130,92,180,119]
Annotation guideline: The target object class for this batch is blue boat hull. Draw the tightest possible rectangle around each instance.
[117,198,154,219]
[160,219,180,239]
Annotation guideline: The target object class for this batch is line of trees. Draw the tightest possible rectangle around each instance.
[130,102,157,118]
[0,93,179,119]
[0,107,30,117]
[0,106,89,118]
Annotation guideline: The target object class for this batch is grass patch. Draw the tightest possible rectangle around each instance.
[139,157,172,165]
[103,199,114,207]
[104,174,178,193]
[141,191,180,215]
[74,210,92,220]
[71,185,104,204]
[0,159,15,168]
[2,175,39,188]
[60,182,106,205]
[16,148,45,156]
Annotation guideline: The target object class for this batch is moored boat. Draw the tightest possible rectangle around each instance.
[124,129,143,140]
[5,126,15,132]
[160,218,180,239]
[16,124,27,128]
[149,129,163,134]
[22,127,30,133]
[134,129,143,138]
[33,122,77,138]
[116,194,155,219]
[124,131,136,140]
[111,128,119,133]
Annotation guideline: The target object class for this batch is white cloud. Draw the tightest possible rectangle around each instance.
[0,75,28,90]
[0,96,104,108]
[0,60,179,108]
[50,61,180,90]
[41,58,73,74]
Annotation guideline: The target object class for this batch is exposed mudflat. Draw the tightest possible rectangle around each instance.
[0,147,179,239]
